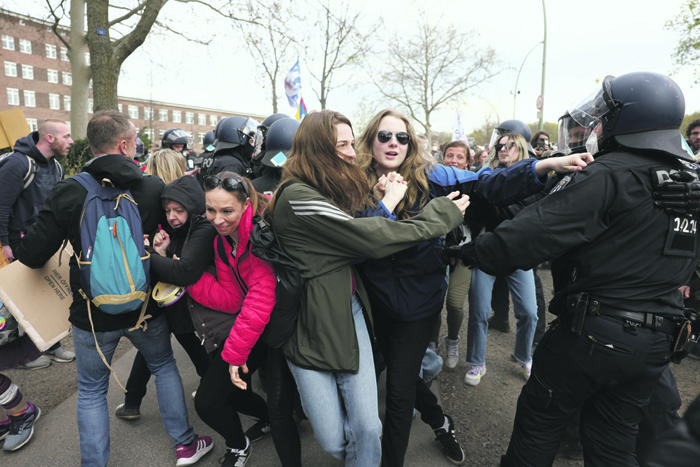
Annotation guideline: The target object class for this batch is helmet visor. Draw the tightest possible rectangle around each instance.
[489,128,509,149]
[557,114,592,154]
[567,76,616,131]
[238,118,258,143]
[253,124,268,157]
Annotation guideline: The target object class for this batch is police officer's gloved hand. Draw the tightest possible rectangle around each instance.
[653,171,700,214]
[442,242,475,268]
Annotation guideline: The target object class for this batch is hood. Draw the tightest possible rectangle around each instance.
[13,132,50,164]
[161,175,206,218]
[82,154,146,188]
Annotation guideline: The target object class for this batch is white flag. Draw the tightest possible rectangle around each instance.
[452,107,468,143]
[284,58,302,109]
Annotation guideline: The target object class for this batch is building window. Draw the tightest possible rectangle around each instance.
[186,131,193,141]
[85,52,90,65]
[89,79,92,89]
[49,93,60,110]
[199,132,206,144]
[62,72,72,86]
[64,95,71,111]
[26,119,38,132]
[20,20,27,26]
[46,44,57,59]
[7,88,19,106]
[144,107,153,120]
[24,90,36,107]
[2,35,14,51]
[198,113,206,125]
[210,115,217,126]
[117,103,123,112]
[47,69,58,83]
[159,129,165,139]
[4,62,17,77]
[88,98,93,113]
[60,47,68,61]
[172,110,182,123]
[144,128,154,141]
[159,109,168,122]
[128,105,139,119]
[19,39,31,54]
[186,112,194,125]
[21,64,33,80]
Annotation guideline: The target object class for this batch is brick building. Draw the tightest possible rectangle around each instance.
[0,9,264,151]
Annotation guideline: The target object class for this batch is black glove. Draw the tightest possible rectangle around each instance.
[653,171,700,214]
[441,242,476,268]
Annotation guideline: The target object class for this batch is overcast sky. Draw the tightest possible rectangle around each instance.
[11,0,700,137]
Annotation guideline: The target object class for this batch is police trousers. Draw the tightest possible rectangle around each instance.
[500,315,673,467]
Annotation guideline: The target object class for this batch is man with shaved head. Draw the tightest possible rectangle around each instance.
[0,119,74,368]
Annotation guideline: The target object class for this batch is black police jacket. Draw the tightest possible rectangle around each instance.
[205,150,253,180]
[471,148,699,318]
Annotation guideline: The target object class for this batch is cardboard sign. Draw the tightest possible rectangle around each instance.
[0,246,73,351]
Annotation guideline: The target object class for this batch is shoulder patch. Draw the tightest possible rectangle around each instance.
[549,175,572,194]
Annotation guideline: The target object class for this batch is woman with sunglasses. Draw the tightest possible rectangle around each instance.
[186,172,276,467]
[463,132,544,388]
[266,110,469,467]
[354,109,590,467]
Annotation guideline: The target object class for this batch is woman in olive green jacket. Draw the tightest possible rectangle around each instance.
[266,110,468,467]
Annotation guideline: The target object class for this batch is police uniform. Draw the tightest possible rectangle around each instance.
[445,72,700,467]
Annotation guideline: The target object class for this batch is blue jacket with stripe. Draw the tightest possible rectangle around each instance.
[356,159,547,322]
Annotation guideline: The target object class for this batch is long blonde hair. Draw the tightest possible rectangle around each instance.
[356,109,434,220]
[485,132,530,168]
[145,149,186,184]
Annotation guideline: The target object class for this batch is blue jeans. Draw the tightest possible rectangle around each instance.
[467,268,538,366]
[73,314,194,467]
[287,295,382,467]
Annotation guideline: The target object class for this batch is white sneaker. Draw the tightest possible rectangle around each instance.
[444,336,459,369]
[464,364,486,386]
[45,345,75,363]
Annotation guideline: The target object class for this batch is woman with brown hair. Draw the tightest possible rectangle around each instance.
[266,109,469,466]
[354,109,589,467]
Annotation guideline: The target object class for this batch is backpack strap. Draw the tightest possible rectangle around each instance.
[216,235,249,294]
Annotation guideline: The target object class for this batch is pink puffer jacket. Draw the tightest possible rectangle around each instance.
[187,202,276,365]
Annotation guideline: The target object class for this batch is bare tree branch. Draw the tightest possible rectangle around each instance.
[153,18,212,45]
[175,0,261,25]
[45,0,70,49]
[108,0,148,27]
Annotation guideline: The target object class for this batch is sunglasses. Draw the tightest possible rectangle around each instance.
[203,175,249,196]
[377,130,410,145]
[495,142,516,153]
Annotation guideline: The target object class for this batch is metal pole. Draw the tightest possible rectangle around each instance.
[513,42,543,119]
[539,0,547,131]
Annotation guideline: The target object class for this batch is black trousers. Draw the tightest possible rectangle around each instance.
[266,346,302,467]
[373,311,444,467]
[194,342,268,449]
[501,315,673,467]
[124,331,210,408]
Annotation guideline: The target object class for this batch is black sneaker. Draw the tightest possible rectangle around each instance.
[244,419,270,442]
[219,439,252,466]
[434,414,465,465]
[115,404,140,420]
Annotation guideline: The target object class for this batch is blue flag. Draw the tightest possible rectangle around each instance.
[284,58,302,109]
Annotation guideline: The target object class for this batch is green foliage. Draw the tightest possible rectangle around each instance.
[139,129,153,152]
[667,1,700,83]
[0,147,11,156]
[681,110,700,137]
[63,138,94,176]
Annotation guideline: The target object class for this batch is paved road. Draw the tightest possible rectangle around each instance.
[0,337,456,466]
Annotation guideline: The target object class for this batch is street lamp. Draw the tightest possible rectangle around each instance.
[513,42,543,119]
[539,0,548,131]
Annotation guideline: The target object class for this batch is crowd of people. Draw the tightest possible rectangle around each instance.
[0,70,699,467]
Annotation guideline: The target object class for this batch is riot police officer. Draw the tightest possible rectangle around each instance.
[193,130,215,186]
[161,127,196,171]
[489,119,537,158]
[445,71,700,466]
[203,116,258,179]
[252,117,299,195]
[251,113,292,184]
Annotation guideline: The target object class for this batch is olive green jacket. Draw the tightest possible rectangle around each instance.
[273,183,463,372]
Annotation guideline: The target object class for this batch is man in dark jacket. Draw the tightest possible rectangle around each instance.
[15,111,213,467]
[0,119,75,368]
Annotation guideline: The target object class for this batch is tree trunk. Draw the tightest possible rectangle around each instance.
[272,84,278,114]
[85,0,119,111]
[68,0,90,139]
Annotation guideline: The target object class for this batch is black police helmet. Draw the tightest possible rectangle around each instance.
[162,128,190,151]
[261,113,292,128]
[261,118,300,168]
[213,116,258,156]
[202,131,215,150]
[601,72,692,161]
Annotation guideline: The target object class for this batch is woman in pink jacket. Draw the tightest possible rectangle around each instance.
[187,171,276,467]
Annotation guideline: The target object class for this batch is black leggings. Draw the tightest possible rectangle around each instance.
[266,347,302,467]
[194,342,268,449]
[124,331,210,408]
